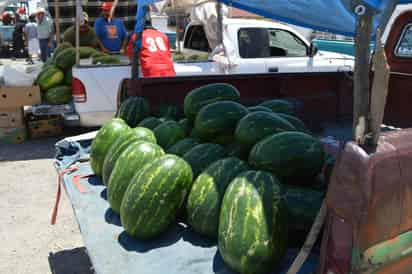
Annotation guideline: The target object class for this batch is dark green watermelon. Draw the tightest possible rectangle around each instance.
[247,106,272,113]
[116,97,150,127]
[194,101,248,144]
[120,155,193,239]
[101,127,157,186]
[153,121,185,150]
[259,99,294,114]
[277,113,308,133]
[184,83,241,120]
[234,111,296,149]
[225,142,250,161]
[90,118,130,176]
[219,170,288,274]
[178,118,192,136]
[186,157,249,238]
[138,117,162,130]
[154,104,182,120]
[167,138,200,156]
[183,143,227,177]
[249,132,325,183]
[107,141,165,214]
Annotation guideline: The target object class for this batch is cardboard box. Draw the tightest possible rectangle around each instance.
[27,115,63,138]
[0,86,41,108]
[0,126,27,144]
[0,108,24,128]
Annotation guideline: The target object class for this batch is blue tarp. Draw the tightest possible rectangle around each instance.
[135,0,412,38]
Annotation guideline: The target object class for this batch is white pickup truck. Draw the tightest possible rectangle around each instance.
[69,18,354,127]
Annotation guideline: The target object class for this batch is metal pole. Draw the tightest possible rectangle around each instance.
[216,1,223,45]
[75,0,80,65]
[53,0,60,44]
[353,9,373,144]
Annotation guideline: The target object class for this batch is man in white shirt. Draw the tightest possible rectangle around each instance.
[24,14,39,64]
[36,8,53,62]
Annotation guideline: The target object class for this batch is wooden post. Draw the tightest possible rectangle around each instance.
[369,29,390,145]
[53,0,60,44]
[216,1,223,45]
[353,12,373,144]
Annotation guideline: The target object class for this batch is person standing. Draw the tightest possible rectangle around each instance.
[94,2,128,53]
[23,14,39,63]
[127,9,175,77]
[36,8,52,62]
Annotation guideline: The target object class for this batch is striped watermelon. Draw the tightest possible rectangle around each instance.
[194,101,248,144]
[167,138,201,156]
[249,132,325,183]
[101,127,157,186]
[184,83,241,120]
[234,111,296,149]
[186,157,249,238]
[183,143,226,177]
[120,155,193,239]
[153,121,185,150]
[277,113,308,133]
[178,118,192,136]
[259,99,294,114]
[247,106,272,113]
[90,118,130,176]
[219,170,288,274]
[225,142,250,161]
[138,117,162,130]
[107,141,164,214]
[116,97,150,127]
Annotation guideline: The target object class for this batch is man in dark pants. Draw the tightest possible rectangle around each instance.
[36,8,52,62]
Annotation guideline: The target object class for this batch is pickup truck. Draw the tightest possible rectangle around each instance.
[70,18,354,127]
[118,10,412,273]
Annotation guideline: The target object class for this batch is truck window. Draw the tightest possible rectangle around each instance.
[238,28,308,58]
[183,25,210,52]
[395,23,412,58]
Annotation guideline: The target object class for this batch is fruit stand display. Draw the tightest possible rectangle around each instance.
[53,83,339,274]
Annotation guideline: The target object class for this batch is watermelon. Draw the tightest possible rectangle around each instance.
[44,85,72,105]
[194,101,248,144]
[184,83,240,120]
[90,118,130,176]
[178,118,192,136]
[79,46,98,59]
[138,117,162,130]
[116,97,150,127]
[101,127,157,186]
[225,142,250,161]
[153,121,185,150]
[107,141,164,214]
[154,104,182,120]
[52,42,73,59]
[167,138,200,156]
[219,170,288,274]
[186,157,249,238]
[247,106,272,113]
[249,132,325,183]
[281,184,324,246]
[64,69,73,85]
[55,47,76,71]
[259,99,294,114]
[234,111,296,148]
[37,66,64,91]
[277,113,308,133]
[93,55,121,65]
[120,155,193,239]
[182,143,226,177]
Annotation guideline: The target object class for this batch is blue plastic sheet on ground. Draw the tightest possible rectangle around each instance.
[55,136,320,274]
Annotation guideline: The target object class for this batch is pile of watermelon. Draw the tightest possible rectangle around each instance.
[35,42,121,105]
[90,83,328,274]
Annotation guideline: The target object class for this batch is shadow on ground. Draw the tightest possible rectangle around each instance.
[0,127,92,162]
[48,247,94,274]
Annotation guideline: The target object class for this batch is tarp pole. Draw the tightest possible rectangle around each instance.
[75,0,80,65]
[353,8,373,144]
[216,1,223,45]
[53,0,60,44]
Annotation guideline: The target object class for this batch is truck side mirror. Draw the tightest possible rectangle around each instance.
[308,41,319,57]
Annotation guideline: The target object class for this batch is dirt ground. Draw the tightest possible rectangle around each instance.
[0,129,94,274]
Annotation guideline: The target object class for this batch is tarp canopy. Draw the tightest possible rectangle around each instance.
[135,0,412,37]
